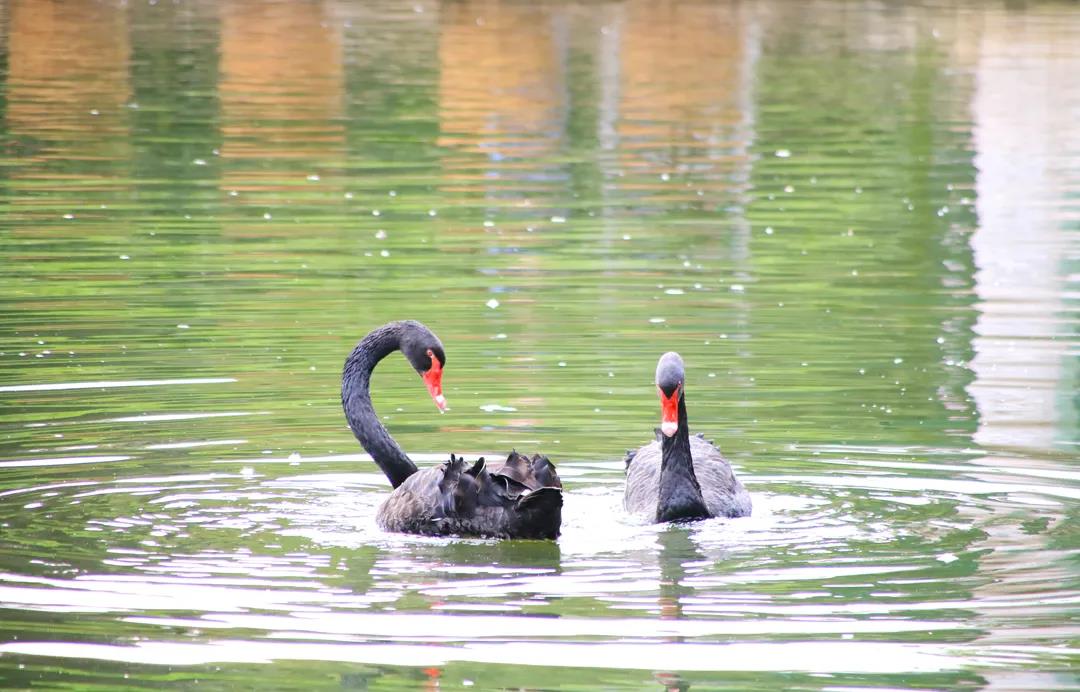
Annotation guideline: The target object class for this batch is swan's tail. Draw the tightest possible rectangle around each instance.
[513,487,563,539]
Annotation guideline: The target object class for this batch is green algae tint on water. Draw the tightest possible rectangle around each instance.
[0,0,1078,689]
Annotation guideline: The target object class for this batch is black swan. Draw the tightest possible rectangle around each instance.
[623,352,751,522]
[341,320,562,539]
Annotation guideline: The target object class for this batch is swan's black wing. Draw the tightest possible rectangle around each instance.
[489,450,562,490]
[687,436,752,518]
[375,465,445,534]
[378,452,562,539]
[623,439,661,514]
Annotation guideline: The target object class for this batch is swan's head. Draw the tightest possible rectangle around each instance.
[401,322,448,411]
[655,352,685,437]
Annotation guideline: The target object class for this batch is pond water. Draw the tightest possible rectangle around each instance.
[1,0,1078,689]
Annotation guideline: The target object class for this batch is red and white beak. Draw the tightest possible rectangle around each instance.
[659,383,680,437]
[422,355,447,411]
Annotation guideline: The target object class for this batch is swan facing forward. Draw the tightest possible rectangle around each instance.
[624,352,751,523]
[342,320,562,539]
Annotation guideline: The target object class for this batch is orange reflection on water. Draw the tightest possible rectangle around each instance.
[616,1,752,180]
[437,1,564,162]
[218,0,345,196]
[6,0,131,184]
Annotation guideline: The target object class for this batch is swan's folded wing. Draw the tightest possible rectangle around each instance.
[462,455,532,507]
[529,454,561,489]
[490,450,533,485]
[436,454,476,518]
[489,450,561,490]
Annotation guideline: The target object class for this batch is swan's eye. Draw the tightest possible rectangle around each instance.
[657,382,681,399]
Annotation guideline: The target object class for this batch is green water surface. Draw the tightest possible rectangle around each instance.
[1,0,1078,689]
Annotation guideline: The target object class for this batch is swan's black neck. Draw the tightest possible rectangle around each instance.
[657,392,710,522]
[341,322,419,489]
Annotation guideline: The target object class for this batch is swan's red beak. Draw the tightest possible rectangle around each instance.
[422,358,446,411]
[659,383,680,437]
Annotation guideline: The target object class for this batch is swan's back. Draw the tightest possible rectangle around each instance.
[377,451,563,539]
[624,434,751,519]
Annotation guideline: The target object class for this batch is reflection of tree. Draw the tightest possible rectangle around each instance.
[128,0,222,219]
[435,1,568,436]
[744,2,980,452]
[431,1,760,454]
[125,0,224,329]
[340,2,439,170]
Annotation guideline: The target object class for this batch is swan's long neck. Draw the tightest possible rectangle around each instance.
[341,323,419,489]
[657,392,709,522]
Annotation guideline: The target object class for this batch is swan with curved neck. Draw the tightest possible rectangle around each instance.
[342,320,562,539]
[623,352,751,523]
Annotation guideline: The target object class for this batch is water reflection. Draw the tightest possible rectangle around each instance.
[969,10,1079,454]
[6,0,130,167]
[656,526,698,623]
[219,0,345,198]
[1,0,1078,689]
[964,17,1080,692]
[438,2,564,161]
[614,2,754,181]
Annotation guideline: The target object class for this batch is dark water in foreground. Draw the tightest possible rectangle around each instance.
[1,0,1078,689]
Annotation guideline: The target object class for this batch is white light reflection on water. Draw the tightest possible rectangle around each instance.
[0,377,237,393]
[1,639,1067,675]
